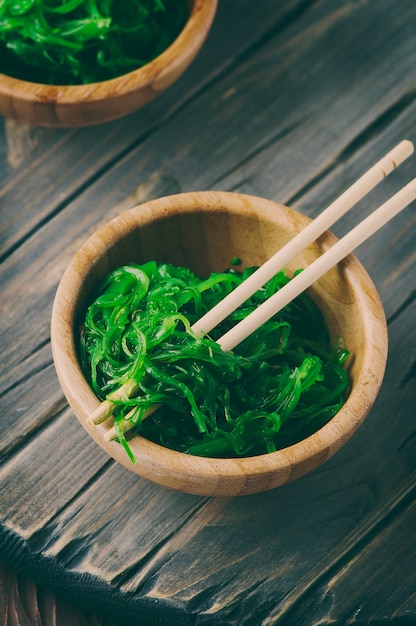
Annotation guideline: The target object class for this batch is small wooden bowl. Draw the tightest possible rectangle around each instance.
[51,191,388,496]
[0,0,217,128]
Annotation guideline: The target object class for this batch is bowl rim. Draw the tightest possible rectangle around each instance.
[0,0,218,104]
[51,190,388,495]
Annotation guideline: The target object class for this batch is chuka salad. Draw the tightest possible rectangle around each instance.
[0,0,188,85]
[79,261,350,460]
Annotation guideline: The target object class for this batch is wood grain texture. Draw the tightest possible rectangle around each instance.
[0,562,119,626]
[1,0,416,623]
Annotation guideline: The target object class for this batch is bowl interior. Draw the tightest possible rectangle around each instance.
[51,191,388,496]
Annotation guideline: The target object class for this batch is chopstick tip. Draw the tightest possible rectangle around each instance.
[376,140,414,177]
[394,139,414,162]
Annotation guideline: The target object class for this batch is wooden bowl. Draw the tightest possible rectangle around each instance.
[51,191,388,496]
[0,0,217,128]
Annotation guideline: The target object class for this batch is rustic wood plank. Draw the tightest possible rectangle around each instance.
[0,348,65,462]
[1,0,416,623]
[265,486,416,625]
[0,411,111,538]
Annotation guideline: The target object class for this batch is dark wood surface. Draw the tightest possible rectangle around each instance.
[1,0,416,624]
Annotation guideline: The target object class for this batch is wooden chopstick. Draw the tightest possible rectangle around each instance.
[217,176,416,351]
[88,140,414,433]
[191,139,414,337]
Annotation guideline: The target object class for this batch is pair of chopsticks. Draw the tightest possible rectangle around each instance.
[90,139,416,440]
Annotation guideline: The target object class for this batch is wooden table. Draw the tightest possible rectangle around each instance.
[1,1,416,624]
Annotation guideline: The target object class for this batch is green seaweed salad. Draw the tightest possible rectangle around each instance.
[0,0,188,85]
[79,261,350,460]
